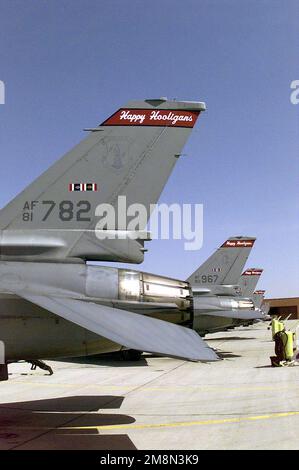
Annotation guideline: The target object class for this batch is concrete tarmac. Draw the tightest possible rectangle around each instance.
[1,322,299,450]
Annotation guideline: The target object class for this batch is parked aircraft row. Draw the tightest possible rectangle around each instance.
[0,98,269,380]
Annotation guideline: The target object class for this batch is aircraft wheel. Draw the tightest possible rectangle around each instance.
[120,349,142,361]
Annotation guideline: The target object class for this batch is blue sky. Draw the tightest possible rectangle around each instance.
[0,0,298,297]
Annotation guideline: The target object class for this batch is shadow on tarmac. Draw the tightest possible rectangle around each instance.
[58,354,148,367]
[207,336,256,342]
[255,365,273,369]
[216,351,242,358]
[0,395,137,450]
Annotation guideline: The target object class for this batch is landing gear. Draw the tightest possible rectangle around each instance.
[27,359,53,375]
[0,363,8,381]
[120,349,142,361]
[0,341,8,381]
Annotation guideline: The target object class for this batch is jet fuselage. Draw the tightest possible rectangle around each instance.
[0,262,192,360]
[192,294,255,335]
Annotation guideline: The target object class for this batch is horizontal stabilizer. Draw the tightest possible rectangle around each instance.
[12,292,219,362]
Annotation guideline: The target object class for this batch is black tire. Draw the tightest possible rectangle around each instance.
[120,349,142,361]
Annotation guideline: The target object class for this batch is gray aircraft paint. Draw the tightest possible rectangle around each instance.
[187,236,256,288]
[238,268,263,297]
[188,237,266,335]
[252,291,266,309]
[0,99,205,263]
[0,98,221,367]
[192,295,263,335]
[0,261,218,362]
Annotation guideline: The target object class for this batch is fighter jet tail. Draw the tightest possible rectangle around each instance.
[187,236,256,287]
[0,98,205,263]
[252,290,266,309]
[239,269,263,297]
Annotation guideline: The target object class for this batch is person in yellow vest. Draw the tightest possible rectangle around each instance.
[271,329,294,367]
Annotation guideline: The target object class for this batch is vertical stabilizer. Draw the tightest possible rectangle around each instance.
[188,236,256,286]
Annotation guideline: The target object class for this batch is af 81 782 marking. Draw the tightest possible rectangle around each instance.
[22,200,92,222]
